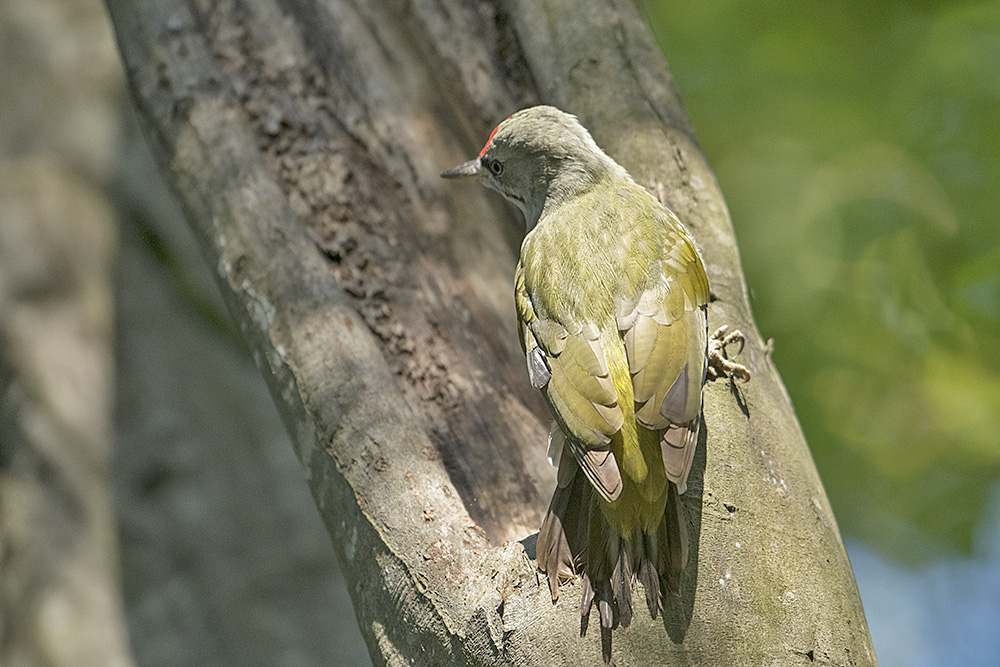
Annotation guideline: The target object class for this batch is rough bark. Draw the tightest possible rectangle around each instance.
[112,107,372,667]
[105,0,878,665]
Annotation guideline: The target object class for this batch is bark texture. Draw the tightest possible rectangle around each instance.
[112,107,372,667]
[105,0,878,664]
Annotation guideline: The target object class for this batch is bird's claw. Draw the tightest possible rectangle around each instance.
[707,325,750,383]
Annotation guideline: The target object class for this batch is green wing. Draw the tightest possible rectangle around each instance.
[616,226,709,493]
[516,204,710,500]
[516,262,625,501]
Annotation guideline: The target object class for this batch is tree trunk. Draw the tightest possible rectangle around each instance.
[105,0,878,664]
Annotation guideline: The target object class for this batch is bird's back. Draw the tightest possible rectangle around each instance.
[519,174,708,533]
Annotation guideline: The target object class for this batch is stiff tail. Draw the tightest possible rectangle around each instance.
[536,459,688,663]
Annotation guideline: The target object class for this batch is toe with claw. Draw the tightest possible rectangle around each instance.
[707,325,751,383]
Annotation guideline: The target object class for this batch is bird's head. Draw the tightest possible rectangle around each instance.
[442,106,618,230]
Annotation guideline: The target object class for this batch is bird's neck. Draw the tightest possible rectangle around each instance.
[524,158,623,231]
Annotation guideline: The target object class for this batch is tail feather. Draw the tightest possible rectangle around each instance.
[599,580,614,629]
[661,481,688,593]
[536,453,592,600]
[536,468,689,663]
[600,625,613,664]
[537,485,573,599]
[612,549,633,628]
[639,535,661,618]
[579,574,595,637]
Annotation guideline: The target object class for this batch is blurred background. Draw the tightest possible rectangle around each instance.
[1,0,996,665]
[642,0,1000,663]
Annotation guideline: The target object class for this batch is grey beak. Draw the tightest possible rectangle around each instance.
[441,158,482,179]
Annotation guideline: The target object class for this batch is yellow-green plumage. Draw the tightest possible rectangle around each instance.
[518,170,707,497]
[443,105,710,661]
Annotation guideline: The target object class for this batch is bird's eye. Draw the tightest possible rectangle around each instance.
[489,159,504,176]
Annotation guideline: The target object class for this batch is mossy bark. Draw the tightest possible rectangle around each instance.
[105,0,878,664]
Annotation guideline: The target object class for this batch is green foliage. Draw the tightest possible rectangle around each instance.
[641,0,1000,562]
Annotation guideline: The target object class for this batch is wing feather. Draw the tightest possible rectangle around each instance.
[661,416,700,493]
[516,260,626,502]
[616,235,709,491]
[516,217,710,505]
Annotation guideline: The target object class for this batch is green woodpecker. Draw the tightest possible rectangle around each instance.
[443,106,746,660]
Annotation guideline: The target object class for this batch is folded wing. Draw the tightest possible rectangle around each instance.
[516,263,625,501]
[616,230,709,493]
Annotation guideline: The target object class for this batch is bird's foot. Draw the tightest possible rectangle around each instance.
[707,325,751,383]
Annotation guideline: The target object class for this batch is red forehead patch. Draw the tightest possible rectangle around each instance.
[478,115,512,158]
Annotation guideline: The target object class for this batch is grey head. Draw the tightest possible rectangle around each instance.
[442,106,622,229]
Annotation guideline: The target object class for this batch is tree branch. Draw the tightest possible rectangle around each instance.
[105,0,877,664]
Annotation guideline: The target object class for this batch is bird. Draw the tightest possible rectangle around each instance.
[442,105,747,661]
